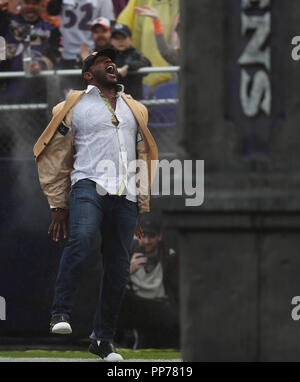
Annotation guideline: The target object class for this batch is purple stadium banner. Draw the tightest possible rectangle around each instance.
[226,0,284,159]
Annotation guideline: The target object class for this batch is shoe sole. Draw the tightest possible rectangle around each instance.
[88,344,123,362]
[51,322,72,334]
[103,353,124,362]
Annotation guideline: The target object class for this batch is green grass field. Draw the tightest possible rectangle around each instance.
[0,349,181,360]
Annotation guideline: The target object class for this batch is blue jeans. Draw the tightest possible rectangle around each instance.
[51,179,138,341]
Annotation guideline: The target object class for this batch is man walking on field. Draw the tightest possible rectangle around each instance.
[33,47,157,361]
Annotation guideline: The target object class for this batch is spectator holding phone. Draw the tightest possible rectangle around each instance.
[116,213,179,349]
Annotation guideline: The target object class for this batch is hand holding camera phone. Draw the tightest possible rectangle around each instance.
[130,242,148,274]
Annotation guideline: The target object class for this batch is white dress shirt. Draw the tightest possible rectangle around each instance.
[69,84,138,202]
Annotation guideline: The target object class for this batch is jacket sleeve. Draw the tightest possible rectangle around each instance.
[136,103,151,215]
[36,103,74,209]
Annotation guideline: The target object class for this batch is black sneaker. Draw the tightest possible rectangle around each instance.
[50,314,72,334]
[89,340,123,361]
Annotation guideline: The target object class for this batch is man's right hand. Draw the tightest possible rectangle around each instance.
[130,252,148,274]
[48,208,69,242]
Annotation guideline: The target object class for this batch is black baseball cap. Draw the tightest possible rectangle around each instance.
[140,215,161,235]
[81,48,117,78]
[111,23,132,38]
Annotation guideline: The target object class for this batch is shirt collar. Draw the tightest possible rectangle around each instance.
[85,84,125,98]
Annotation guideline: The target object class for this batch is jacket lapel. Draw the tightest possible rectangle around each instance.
[33,90,85,160]
[121,93,158,187]
[121,93,158,155]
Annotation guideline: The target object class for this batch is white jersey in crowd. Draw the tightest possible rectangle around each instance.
[60,0,114,60]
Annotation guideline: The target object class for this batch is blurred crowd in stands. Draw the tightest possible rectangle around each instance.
[0,0,180,103]
[0,0,180,158]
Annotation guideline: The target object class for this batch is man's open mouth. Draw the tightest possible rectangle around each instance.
[105,65,117,81]
[105,65,115,75]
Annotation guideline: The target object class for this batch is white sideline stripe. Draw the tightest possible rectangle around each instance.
[0,357,182,362]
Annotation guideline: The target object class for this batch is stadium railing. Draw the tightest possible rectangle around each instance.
[0,66,180,157]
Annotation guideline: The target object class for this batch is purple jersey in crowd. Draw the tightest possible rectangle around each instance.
[0,11,57,102]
